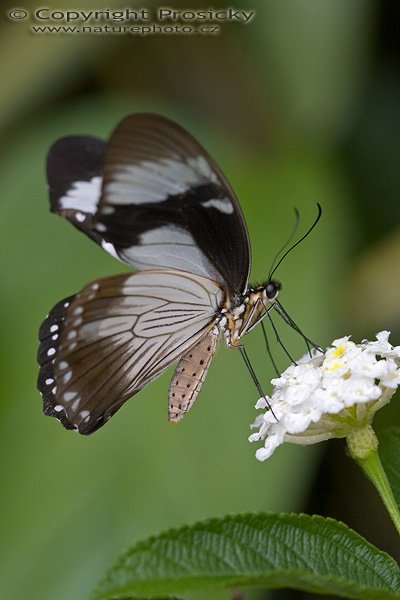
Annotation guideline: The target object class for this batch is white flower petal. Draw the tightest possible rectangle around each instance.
[250,331,400,460]
[255,397,270,410]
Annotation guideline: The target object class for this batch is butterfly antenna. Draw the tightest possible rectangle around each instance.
[238,345,277,420]
[268,207,300,281]
[269,203,322,281]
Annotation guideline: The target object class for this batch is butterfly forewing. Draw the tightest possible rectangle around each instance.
[37,269,226,434]
[46,116,251,296]
[95,114,251,297]
[47,137,102,237]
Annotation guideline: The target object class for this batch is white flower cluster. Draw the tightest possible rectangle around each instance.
[250,331,400,461]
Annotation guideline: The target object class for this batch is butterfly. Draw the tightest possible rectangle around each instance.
[37,113,281,434]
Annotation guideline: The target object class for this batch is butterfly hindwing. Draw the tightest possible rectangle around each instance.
[37,294,78,431]
[37,269,226,434]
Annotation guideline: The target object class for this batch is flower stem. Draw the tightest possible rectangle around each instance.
[347,426,400,537]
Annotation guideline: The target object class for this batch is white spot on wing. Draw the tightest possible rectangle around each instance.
[201,198,234,214]
[45,378,54,385]
[59,176,102,213]
[101,240,119,260]
[75,211,86,222]
[100,206,115,215]
[47,348,56,357]
[63,372,72,384]
[50,325,58,333]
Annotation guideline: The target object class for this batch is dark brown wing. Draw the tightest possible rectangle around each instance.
[37,269,225,434]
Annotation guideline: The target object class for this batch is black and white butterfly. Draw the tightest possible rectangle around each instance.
[37,114,283,435]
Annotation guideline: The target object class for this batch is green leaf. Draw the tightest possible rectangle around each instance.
[380,427,400,507]
[90,513,400,600]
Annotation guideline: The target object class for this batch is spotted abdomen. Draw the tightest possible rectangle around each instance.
[168,331,218,422]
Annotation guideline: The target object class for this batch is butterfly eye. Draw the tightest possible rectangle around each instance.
[265,281,281,300]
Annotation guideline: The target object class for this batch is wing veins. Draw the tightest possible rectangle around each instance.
[137,321,215,386]
[80,339,143,408]
[138,313,211,332]
[64,336,140,409]
[59,329,133,363]
[89,287,207,303]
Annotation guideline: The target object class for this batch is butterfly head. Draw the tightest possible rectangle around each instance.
[249,278,281,303]
[222,279,282,347]
[264,279,281,302]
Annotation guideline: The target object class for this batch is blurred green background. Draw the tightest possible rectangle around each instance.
[1,1,399,599]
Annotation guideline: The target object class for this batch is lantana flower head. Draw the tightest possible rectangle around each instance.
[250,331,400,461]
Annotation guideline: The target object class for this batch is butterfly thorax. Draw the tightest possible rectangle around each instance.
[217,280,281,347]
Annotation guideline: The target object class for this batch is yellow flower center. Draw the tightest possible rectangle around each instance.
[332,344,345,357]
[325,360,345,371]
[323,344,349,372]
